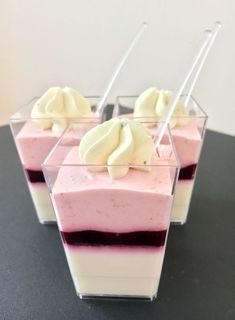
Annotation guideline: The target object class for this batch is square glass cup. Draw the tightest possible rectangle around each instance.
[114,95,208,224]
[10,96,101,224]
[42,121,179,300]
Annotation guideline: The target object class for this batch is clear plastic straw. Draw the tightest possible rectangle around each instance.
[155,22,221,148]
[96,22,148,117]
[184,21,222,106]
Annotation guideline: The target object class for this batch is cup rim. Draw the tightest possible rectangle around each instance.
[115,94,208,119]
[42,123,179,170]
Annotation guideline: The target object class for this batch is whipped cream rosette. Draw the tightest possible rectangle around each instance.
[31,87,92,132]
[79,118,155,179]
[134,87,188,128]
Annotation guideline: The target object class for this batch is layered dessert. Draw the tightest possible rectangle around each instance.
[43,118,179,299]
[116,89,207,224]
[169,121,203,223]
[10,87,99,223]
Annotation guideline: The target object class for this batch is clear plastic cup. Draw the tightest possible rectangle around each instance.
[42,121,179,299]
[114,95,207,224]
[10,96,100,224]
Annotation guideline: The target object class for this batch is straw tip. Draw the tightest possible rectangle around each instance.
[215,21,222,28]
[142,21,148,27]
[205,29,213,37]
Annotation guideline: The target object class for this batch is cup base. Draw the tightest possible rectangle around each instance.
[39,220,57,225]
[170,220,186,225]
[77,292,157,301]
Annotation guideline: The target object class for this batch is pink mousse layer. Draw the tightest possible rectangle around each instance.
[16,119,98,170]
[16,120,62,170]
[52,147,173,233]
[170,121,202,168]
[119,114,203,168]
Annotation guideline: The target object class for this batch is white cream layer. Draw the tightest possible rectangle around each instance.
[171,180,194,224]
[28,183,56,223]
[64,247,164,297]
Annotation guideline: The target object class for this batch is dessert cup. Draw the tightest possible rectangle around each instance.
[114,95,207,224]
[42,121,179,299]
[10,96,100,224]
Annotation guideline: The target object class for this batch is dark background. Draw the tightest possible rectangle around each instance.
[0,125,234,320]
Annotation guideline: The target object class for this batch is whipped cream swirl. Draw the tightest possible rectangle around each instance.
[134,87,188,128]
[31,87,92,132]
[79,118,155,179]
